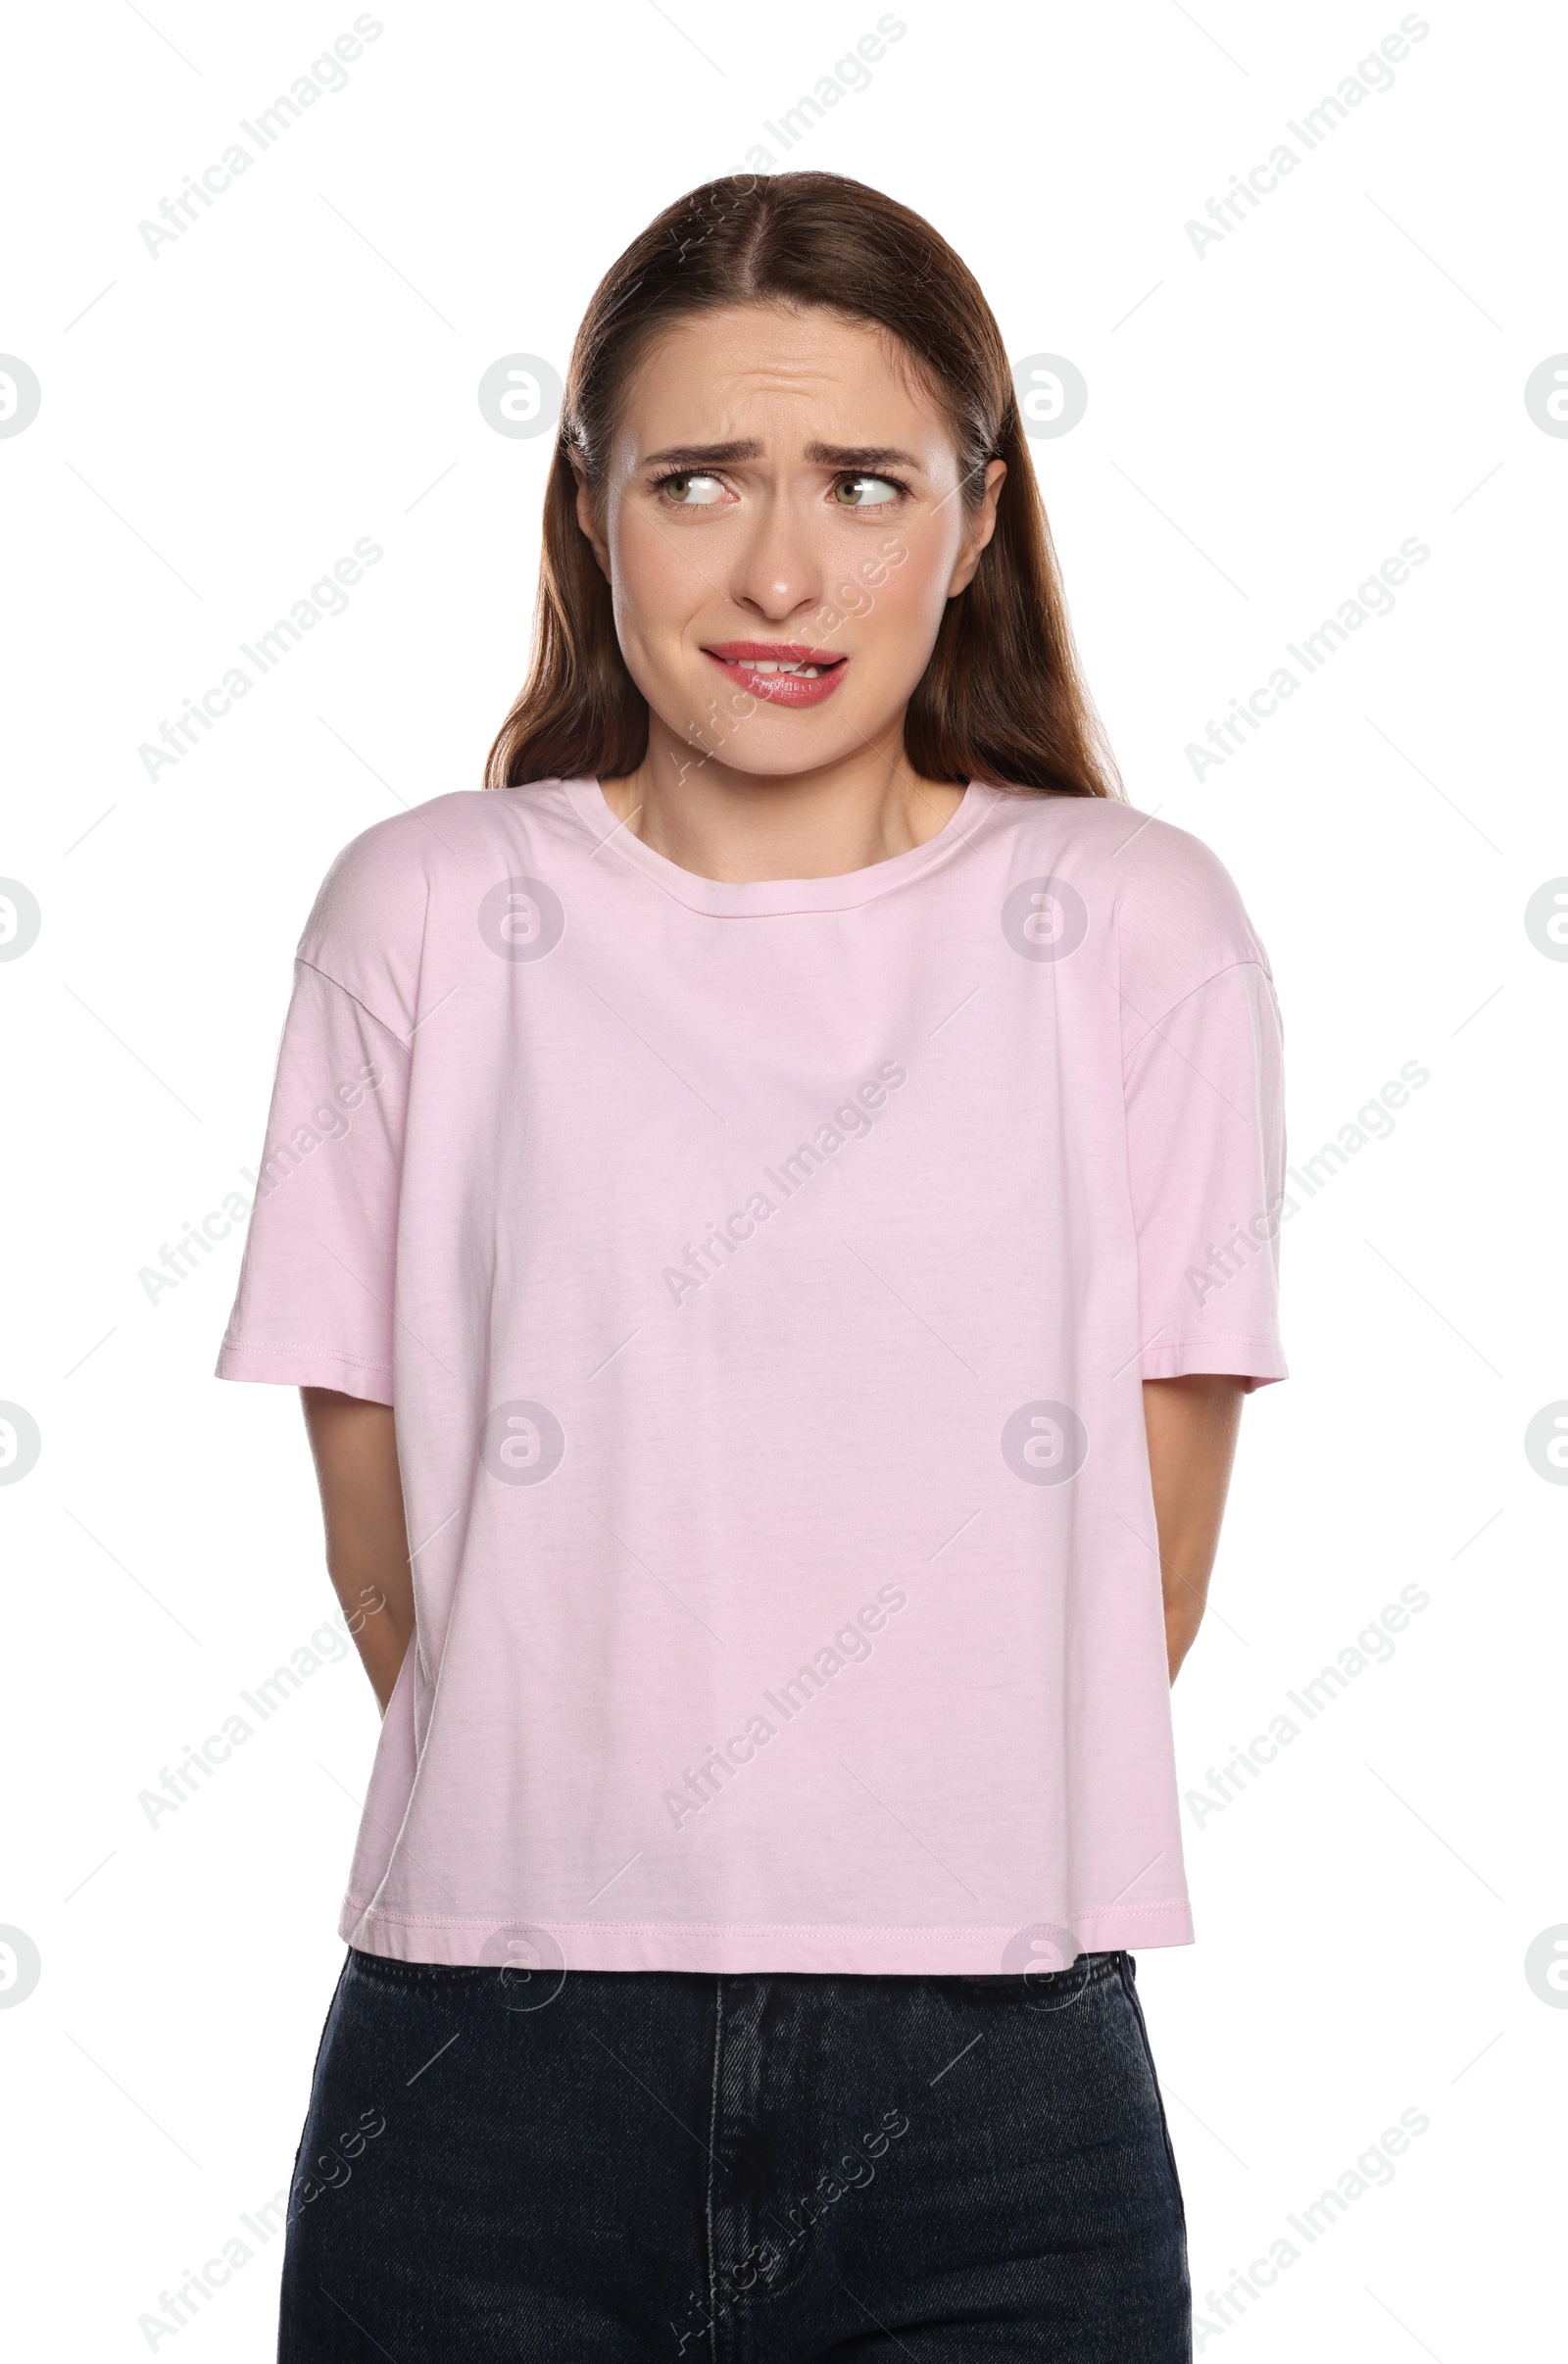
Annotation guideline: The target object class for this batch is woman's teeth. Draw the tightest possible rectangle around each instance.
[737,660,826,675]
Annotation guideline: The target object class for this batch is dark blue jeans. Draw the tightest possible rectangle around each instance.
[277,1947,1190,2360]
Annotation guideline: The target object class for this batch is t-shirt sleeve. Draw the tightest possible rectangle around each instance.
[215,960,409,1404]
[1122,959,1288,1391]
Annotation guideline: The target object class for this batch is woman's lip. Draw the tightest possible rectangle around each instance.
[702,649,849,706]
[703,641,845,665]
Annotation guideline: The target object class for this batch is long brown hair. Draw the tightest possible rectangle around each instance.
[484,171,1119,801]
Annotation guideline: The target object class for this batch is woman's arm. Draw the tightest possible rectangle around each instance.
[1142,1374,1246,1682]
[301,1387,416,1712]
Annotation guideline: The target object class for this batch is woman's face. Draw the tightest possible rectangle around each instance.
[572,303,1004,780]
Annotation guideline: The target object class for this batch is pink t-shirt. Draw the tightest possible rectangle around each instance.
[218,775,1287,1975]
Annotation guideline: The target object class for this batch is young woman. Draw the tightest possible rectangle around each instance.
[220,171,1286,2362]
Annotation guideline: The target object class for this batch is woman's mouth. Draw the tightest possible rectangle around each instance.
[703,641,849,708]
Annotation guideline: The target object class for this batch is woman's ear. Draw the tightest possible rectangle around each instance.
[566,447,612,584]
[947,457,1006,600]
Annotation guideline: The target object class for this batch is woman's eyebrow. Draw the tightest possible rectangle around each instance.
[806,441,923,470]
[640,439,924,471]
[641,440,760,469]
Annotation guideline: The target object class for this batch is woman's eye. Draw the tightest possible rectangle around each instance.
[833,474,902,508]
[659,472,725,506]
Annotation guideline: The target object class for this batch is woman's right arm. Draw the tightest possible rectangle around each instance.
[301,1387,416,1713]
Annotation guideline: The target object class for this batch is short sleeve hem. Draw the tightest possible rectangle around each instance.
[1141,1338,1288,1392]
[216,1337,394,1404]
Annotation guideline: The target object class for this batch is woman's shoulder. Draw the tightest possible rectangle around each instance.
[988,786,1272,982]
[300,781,579,930]
[292,780,580,1013]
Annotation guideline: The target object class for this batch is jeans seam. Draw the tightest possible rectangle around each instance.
[1117,1953,1188,2235]
[346,1947,494,1985]
[286,1952,353,2212]
[705,1978,723,2361]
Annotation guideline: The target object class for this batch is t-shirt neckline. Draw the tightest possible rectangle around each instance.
[563,774,999,916]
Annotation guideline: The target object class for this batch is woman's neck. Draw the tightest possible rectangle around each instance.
[600,717,966,884]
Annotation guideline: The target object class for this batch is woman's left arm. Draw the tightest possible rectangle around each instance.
[1142,1374,1246,1681]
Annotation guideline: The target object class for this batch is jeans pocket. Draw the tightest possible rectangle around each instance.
[950,1950,1120,2016]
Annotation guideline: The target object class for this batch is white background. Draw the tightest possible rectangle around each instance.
[2,1,1563,2354]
